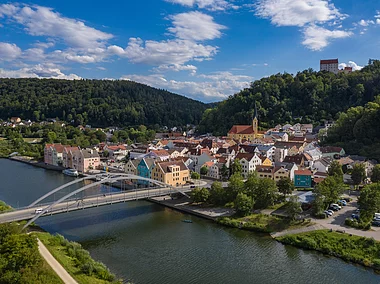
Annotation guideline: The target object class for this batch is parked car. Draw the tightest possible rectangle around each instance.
[329,206,339,212]
[342,197,351,202]
[327,209,335,215]
[330,204,342,210]
[324,210,333,216]
[338,200,347,206]
[351,214,360,220]
[372,220,380,227]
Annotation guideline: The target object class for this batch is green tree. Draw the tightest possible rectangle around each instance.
[220,164,229,180]
[286,195,302,220]
[191,172,200,180]
[200,166,209,175]
[277,177,295,197]
[228,173,245,200]
[230,159,242,175]
[234,193,254,216]
[314,176,344,205]
[245,176,278,209]
[358,183,380,222]
[328,160,343,179]
[371,165,380,183]
[209,182,226,206]
[351,163,366,187]
[191,187,210,203]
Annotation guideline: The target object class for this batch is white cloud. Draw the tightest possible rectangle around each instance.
[358,19,375,26]
[165,0,239,11]
[0,4,113,48]
[339,61,363,71]
[121,71,252,101]
[0,42,22,60]
[377,19,380,25]
[154,64,198,74]
[0,64,81,80]
[168,11,226,41]
[255,0,342,27]
[110,38,218,67]
[302,25,352,51]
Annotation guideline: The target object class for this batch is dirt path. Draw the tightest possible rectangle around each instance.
[37,239,78,284]
[271,224,325,238]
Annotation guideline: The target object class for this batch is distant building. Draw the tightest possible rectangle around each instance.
[10,117,21,123]
[151,160,190,186]
[294,170,312,188]
[320,59,339,74]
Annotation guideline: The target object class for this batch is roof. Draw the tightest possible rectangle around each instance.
[320,59,338,64]
[303,153,313,161]
[203,161,215,168]
[315,158,332,167]
[338,157,354,165]
[235,152,256,161]
[314,172,328,177]
[45,143,71,153]
[107,145,127,151]
[295,170,312,176]
[283,154,304,165]
[228,125,255,135]
[320,146,343,154]
[240,144,257,153]
[274,141,304,149]
[151,149,170,157]
[256,165,274,173]
[82,149,100,158]
[156,160,188,173]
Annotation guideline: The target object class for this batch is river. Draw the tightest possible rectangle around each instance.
[0,159,379,284]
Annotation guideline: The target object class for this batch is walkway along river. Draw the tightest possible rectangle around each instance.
[0,158,379,284]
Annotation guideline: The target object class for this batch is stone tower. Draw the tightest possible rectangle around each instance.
[252,102,258,138]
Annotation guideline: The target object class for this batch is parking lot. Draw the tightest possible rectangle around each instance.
[312,195,380,239]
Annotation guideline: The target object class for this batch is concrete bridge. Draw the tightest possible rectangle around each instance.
[0,173,198,229]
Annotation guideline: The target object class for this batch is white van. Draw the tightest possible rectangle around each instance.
[34,208,43,214]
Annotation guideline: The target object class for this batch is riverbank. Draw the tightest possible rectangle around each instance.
[9,156,65,171]
[35,232,123,284]
[277,230,380,270]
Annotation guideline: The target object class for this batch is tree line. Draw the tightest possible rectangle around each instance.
[0,78,207,128]
[198,61,380,135]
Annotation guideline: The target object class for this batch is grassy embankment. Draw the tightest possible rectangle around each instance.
[278,230,380,269]
[218,213,314,234]
[35,232,123,284]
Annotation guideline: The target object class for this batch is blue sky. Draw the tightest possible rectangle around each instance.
[0,0,379,102]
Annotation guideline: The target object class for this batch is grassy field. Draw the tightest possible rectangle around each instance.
[278,230,380,268]
[36,232,122,284]
[218,213,313,233]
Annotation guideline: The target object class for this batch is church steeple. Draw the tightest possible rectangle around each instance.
[252,101,258,138]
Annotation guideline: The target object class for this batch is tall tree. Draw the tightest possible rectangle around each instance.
[286,195,302,220]
[314,176,344,205]
[328,161,343,179]
[277,177,295,197]
[371,165,380,183]
[351,163,367,187]
[230,159,242,176]
[234,193,254,216]
[358,183,380,222]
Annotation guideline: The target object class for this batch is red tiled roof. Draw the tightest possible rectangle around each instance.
[295,170,312,176]
[228,125,255,135]
[151,149,170,156]
[320,146,343,154]
[320,59,338,64]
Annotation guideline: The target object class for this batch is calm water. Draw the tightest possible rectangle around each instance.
[0,159,379,284]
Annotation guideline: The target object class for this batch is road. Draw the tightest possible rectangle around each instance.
[38,239,78,284]
[0,185,196,224]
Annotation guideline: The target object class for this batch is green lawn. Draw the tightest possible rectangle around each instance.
[35,232,121,284]
[218,214,312,233]
[278,230,380,268]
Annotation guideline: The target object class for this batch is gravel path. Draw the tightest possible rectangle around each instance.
[37,239,78,284]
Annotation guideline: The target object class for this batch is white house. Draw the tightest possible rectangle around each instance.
[236,152,262,179]
[312,158,331,173]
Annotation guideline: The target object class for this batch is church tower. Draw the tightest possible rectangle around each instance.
[252,102,258,138]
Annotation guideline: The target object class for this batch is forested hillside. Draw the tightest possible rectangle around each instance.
[198,61,380,135]
[0,78,207,128]
[324,96,380,161]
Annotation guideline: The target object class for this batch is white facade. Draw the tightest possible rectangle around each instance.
[320,60,339,74]
[239,154,262,179]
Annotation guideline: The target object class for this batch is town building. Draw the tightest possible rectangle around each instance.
[151,160,190,186]
[44,143,70,166]
[294,170,312,188]
[227,102,263,142]
[320,59,339,74]
[236,152,262,178]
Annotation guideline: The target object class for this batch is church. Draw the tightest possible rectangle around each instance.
[227,102,263,142]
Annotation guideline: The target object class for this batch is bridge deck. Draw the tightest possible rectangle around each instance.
[0,187,191,224]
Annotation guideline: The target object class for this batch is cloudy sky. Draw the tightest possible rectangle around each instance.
[0,1,379,102]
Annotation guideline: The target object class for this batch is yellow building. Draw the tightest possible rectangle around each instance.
[260,156,272,166]
[227,102,264,142]
[151,160,190,187]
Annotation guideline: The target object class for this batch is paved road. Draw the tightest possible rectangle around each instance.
[0,186,195,224]
[38,239,78,284]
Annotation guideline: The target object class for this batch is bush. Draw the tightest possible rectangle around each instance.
[315,212,327,219]
[345,218,370,230]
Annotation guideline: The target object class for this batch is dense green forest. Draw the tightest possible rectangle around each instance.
[324,96,380,161]
[0,78,207,127]
[198,61,380,135]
